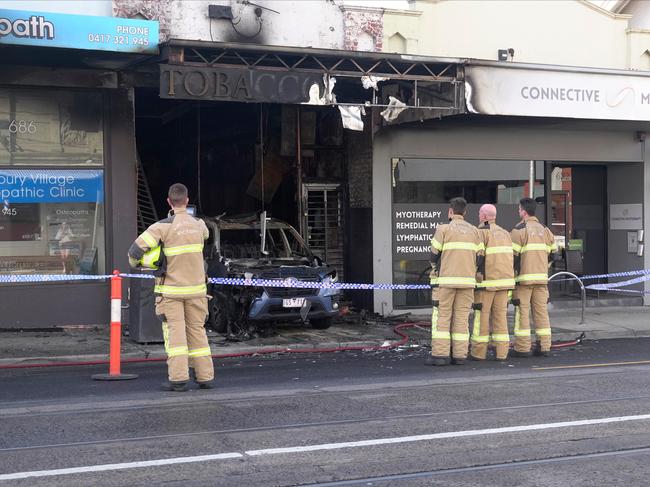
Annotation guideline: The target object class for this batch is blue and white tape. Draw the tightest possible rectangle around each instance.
[1,270,649,293]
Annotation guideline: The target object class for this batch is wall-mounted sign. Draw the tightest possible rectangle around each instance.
[466,65,650,121]
[0,9,158,54]
[392,203,527,261]
[610,203,643,230]
[160,65,324,104]
[0,169,104,204]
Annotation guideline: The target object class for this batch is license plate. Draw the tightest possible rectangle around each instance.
[283,297,306,308]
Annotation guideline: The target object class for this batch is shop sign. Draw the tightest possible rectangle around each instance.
[392,203,526,261]
[466,65,650,121]
[0,9,158,54]
[610,203,643,230]
[160,65,323,104]
[392,204,449,261]
[0,169,104,204]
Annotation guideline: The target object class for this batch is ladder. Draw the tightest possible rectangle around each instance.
[136,154,158,234]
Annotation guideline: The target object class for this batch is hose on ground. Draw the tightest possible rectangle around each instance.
[0,323,583,370]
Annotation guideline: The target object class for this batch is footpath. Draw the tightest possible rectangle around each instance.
[0,306,647,367]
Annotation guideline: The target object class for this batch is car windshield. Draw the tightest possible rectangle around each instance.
[219,227,311,259]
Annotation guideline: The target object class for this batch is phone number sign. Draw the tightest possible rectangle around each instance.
[0,9,159,54]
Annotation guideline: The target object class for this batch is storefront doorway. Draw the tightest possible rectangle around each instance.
[547,164,607,296]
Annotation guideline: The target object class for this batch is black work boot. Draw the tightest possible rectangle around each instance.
[510,350,532,358]
[424,355,450,366]
[190,368,215,389]
[161,381,189,392]
[534,348,551,357]
[451,357,466,365]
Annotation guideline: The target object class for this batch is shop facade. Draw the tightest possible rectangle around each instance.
[0,8,158,328]
[373,62,650,315]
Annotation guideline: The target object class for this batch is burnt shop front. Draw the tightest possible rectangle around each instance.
[0,8,158,328]
[373,63,650,316]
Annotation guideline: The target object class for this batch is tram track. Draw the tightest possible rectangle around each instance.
[3,393,650,453]
[302,445,650,486]
[3,359,650,419]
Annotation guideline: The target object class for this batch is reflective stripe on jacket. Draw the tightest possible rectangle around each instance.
[430,215,482,289]
[128,208,209,298]
[510,216,558,286]
[476,220,515,291]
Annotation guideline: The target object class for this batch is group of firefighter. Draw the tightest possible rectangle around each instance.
[131,183,559,391]
[426,196,558,366]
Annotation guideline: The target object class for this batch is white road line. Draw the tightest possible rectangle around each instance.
[0,453,243,481]
[4,413,650,480]
[245,413,650,455]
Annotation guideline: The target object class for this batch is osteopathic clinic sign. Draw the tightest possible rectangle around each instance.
[0,9,158,54]
[0,170,104,204]
[465,65,650,121]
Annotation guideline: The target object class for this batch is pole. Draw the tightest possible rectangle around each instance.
[92,270,138,380]
[529,160,535,198]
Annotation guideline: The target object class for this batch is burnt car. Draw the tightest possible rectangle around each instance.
[203,213,340,336]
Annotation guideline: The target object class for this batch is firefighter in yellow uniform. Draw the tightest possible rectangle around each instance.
[426,197,484,366]
[471,204,515,361]
[128,183,214,391]
[510,197,558,357]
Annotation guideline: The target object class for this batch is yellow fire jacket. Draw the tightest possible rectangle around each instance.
[430,215,483,288]
[128,208,209,298]
[476,220,515,291]
[510,216,558,286]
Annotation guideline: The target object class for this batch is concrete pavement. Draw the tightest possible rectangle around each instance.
[0,306,647,367]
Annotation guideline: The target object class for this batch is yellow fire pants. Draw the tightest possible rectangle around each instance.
[155,296,214,383]
[471,289,510,360]
[431,287,474,359]
[513,284,552,353]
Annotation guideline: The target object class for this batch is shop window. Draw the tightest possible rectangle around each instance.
[0,87,105,277]
[0,89,103,166]
[391,158,544,309]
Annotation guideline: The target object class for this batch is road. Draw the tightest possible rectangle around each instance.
[3,338,650,486]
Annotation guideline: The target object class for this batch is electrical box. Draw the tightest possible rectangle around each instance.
[208,5,233,19]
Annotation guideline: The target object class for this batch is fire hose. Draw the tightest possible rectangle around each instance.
[0,323,584,370]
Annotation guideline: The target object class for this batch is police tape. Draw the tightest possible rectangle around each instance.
[554,268,650,282]
[585,273,650,292]
[1,270,650,293]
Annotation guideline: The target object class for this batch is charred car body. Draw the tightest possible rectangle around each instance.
[203,213,340,337]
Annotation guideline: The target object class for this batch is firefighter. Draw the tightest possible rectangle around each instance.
[470,204,515,361]
[426,197,484,366]
[128,183,214,391]
[510,197,558,357]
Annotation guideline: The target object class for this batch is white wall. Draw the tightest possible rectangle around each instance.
[385,0,631,69]
[622,0,650,29]
[0,0,112,16]
[168,0,344,49]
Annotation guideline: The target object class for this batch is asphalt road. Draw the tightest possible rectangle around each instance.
[3,338,650,486]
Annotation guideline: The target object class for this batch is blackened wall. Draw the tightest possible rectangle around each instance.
[345,111,374,312]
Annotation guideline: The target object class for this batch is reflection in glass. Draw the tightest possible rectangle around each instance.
[0,89,103,166]
[392,158,545,309]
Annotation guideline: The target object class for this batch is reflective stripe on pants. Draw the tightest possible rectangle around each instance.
[431,287,473,360]
[471,289,510,360]
[513,284,552,353]
[156,296,214,383]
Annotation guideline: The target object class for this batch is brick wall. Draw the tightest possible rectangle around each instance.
[343,10,383,52]
[112,0,172,41]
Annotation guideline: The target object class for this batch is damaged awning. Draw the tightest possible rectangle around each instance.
[158,39,467,126]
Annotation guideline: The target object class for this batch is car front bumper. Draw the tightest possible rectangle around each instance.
[247,291,340,322]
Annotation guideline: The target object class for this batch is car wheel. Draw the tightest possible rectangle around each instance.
[310,317,332,330]
[207,291,228,334]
